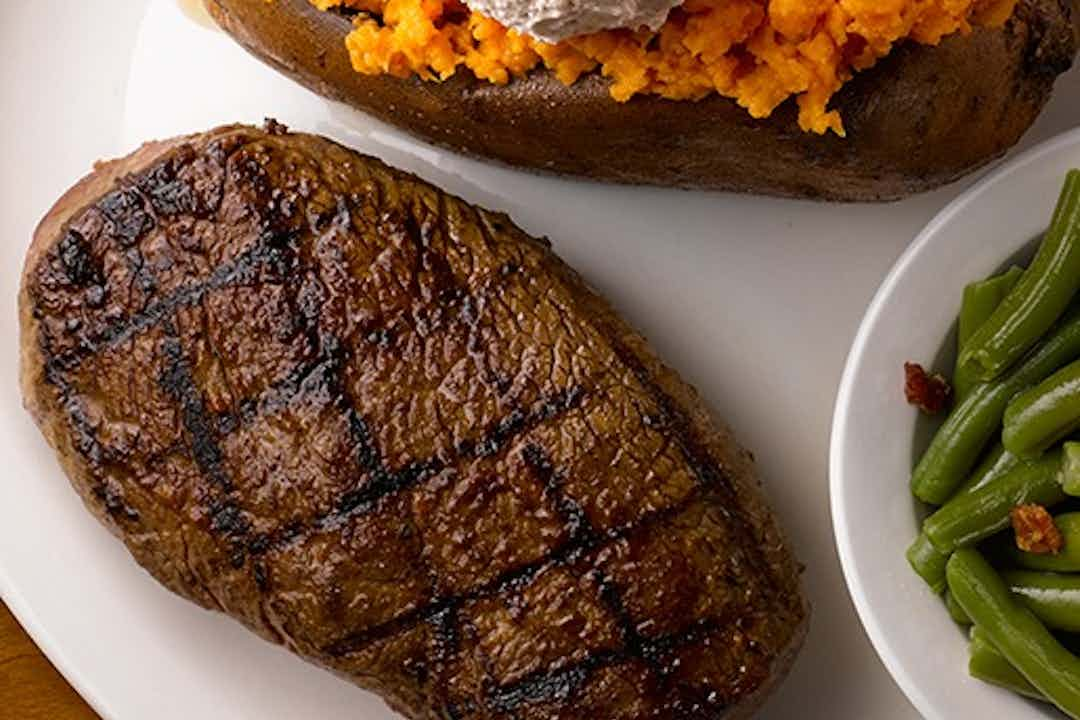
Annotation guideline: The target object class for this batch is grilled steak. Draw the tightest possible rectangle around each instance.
[20,123,807,719]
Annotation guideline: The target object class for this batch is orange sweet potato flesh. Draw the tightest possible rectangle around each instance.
[207,0,1079,201]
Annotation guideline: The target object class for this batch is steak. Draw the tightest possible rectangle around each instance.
[20,123,808,719]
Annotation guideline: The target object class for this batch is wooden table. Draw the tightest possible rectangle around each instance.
[0,601,98,719]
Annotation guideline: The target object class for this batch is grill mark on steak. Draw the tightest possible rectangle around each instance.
[591,568,651,666]
[232,381,587,557]
[521,443,593,546]
[24,126,807,720]
[503,445,740,714]
[485,616,728,714]
[45,371,104,468]
[487,655,592,712]
[43,225,301,375]
[42,191,586,548]
[41,167,593,567]
[55,229,104,289]
[98,187,161,302]
[157,326,253,562]
[216,351,336,435]
[42,365,145,525]
[602,334,788,600]
[100,162,262,546]
[507,445,663,710]
[160,329,233,494]
[55,155,272,565]
[99,187,157,247]
[61,160,708,584]
[429,602,462,712]
[322,477,711,659]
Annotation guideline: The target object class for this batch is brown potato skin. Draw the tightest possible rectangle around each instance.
[207,0,1078,201]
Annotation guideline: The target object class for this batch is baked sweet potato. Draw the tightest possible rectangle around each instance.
[207,0,1079,201]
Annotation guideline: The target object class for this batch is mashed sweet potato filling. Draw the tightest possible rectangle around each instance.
[311,0,1018,135]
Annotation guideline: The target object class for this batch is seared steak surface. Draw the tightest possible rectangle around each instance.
[20,124,807,719]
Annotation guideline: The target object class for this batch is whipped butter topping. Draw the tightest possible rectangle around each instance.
[464,0,682,42]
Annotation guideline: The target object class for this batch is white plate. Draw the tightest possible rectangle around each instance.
[831,128,1080,719]
[1,1,1078,718]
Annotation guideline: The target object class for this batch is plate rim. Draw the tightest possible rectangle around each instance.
[829,125,1080,720]
[3,2,1076,716]
[0,577,114,719]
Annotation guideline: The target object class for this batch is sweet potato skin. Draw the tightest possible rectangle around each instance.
[207,0,1079,201]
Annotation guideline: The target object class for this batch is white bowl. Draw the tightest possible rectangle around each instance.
[831,127,1080,720]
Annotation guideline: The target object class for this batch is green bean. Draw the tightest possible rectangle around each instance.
[907,532,950,594]
[957,442,1022,496]
[958,170,1080,382]
[959,267,1027,350]
[924,450,1064,553]
[909,446,1022,593]
[968,625,1046,702]
[956,267,1025,400]
[947,549,1080,717]
[912,306,1080,505]
[946,589,972,624]
[1009,512,1080,572]
[909,446,1019,592]
[1003,570,1080,633]
[1004,359,1080,459]
[1063,442,1080,497]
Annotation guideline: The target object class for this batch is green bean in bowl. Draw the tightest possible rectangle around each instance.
[907,170,1080,719]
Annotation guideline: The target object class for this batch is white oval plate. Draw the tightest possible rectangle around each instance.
[2,1,1079,718]
[831,128,1080,719]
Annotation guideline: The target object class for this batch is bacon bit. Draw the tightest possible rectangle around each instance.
[904,362,952,415]
[1011,505,1064,555]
